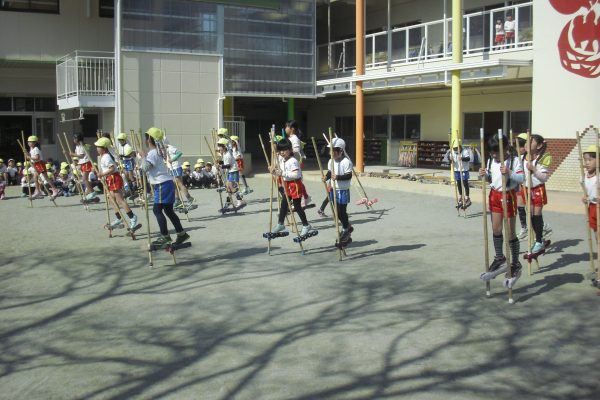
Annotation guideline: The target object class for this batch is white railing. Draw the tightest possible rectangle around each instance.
[56,51,115,101]
[224,116,246,152]
[318,2,533,76]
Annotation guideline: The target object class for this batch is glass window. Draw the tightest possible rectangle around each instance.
[509,111,530,134]
[36,118,55,145]
[13,97,34,112]
[464,112,483,140]
[0,0,59,13]
[374,115,388,138]
[99,0,113,18]
[406,114,420,139]
[0,97,11,111]
[391,115,405,139]
[363,116,374,139]
[35,97,56,112]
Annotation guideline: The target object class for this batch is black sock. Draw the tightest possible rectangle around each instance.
[127,211,134,219]
[509,238,520,264]
[115,212,122,220]
[493,234,503,259]
[518,206,527,229]
[242,175,248,187]
[532,215,544,243]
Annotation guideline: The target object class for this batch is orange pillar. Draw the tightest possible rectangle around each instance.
[355,0,365,172]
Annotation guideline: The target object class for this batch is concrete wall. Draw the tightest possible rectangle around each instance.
[121,51,221,162]
[307,83,532,142]
[0,0,113,62]
[531,1,600,139]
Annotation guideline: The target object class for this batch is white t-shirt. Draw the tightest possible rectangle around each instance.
[523,156,549,188]
[75,144,89,164]
[585,174,597,204]
[166,144,181,169]
[495,23,504,35]
[145,148,172,185]
[488,156,523,191]
[327,157,353,191]
[223,150,238,173]
[100,153,117,175]
[289,135,304,161]
[278,155,302,181]
[30,147,43,162]
[6,166,18,178]
[448,148,472,172]
[232,148,242,160]
[504,20,515,33]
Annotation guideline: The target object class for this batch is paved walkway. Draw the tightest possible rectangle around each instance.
[0,177,597,400]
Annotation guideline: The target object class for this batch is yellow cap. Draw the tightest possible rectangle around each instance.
[27,135,38,142]
[146,127,164,141]
[117,132,127,140]
[123,144,134,156]
[182,161,191,166]
[45,162,52,169]
[17,162,22,166]
[217,138,229,146]
[217,128,228,136]
[0,158,3,163]
[72,156,79,161]
[24,161,31,167]
[94,137,112,148]
[47,171,54,179]
[584,145,598,154]
[60,169,68,175]
[196,158,204,164]
[60,161,69,168]
[517,133,528,140]
[230,135,239,141]
[194,163,202,169]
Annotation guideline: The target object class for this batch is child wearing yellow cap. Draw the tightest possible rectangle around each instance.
[230,136,252,195]
[72,133,96,201]
[26,135,60,200]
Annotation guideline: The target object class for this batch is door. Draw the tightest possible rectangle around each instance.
[0,115,33,160]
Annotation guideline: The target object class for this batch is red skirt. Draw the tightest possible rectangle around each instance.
[589,203,597,231]
[80,161,93,173]
[33,161,47,173]
[236,159,244,171]
[489,189,517,218]
[106,173,124,192]
[283,179,304,200]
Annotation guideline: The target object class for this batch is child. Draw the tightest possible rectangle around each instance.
[583,145,598,231]
[217,137,245,208]
[270,138,314,236]
[324,138,354,245]
[26,135,60,199]
[6,159,18,185]
[495,19,505,48]
[116,133,138,197]
[479,134,524,284]
[523,134,552,254]
[204,161,217,188]
[21,167,35,198]
[182,161,193,189]
[0,158,6,200]
[95,137,140,231]
[72,133,95,200]
[230,135,251,194]
[515,133,529,239]
[285,120,311,206]
[139,127,189,247]
[56,169,75,197]
[445,140,472,209]
[165,142,194,209]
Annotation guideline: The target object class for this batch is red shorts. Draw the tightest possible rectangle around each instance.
[526,185,548,207]
[589,204,597,231]
[33,161,47,174]
[506,31,515,39]
[106,173,124,192]
[489,189,517,218]
[283,179,304,200]
[495,34,505,44]
[236,159,244,171]
[80,161,93,173]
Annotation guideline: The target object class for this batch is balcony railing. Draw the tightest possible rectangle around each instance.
[318,2,533,77]
[56,51,115,109]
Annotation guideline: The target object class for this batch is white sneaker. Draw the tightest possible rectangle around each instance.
[300,224,312,236]
[235,199,245,208]
[109,218,124,229]
[272,224,286,233]
[129,214,138,230]
[517,228,528,240]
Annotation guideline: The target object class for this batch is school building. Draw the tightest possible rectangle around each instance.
[0,0,597,191]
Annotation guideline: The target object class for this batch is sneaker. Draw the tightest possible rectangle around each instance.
[300,224,312,236]
[235,199,245,208]
[32,193,44,200]
[456,199,463,209]
[340,225,353,241]
[85,191,97,201]
[489,256,506,272]
[20,193,27,198]
[508,261,522,277]
[462,198,472,209]
[187,195,195,204]
[272,223,287,233]
[317,209,327,218]
[543,223,553,237]
[531,241,544,254]
[128,214,139,230]
[517,228,528,240]
[174,232,190,246]
[109,218,124,229]
[0,194,5,200]
[174,200,184,209]
[223,201,231,209]
[152,235,172,246]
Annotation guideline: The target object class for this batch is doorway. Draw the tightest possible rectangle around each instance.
[0,115,33,160]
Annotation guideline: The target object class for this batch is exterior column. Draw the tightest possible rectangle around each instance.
[355,0,365,172]
[451,0,462,144]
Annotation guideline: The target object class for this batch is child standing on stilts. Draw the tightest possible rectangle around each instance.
[324,138,354,247]
[270,138,314,237]
[479,134,524,285]
[285,120,311,207]
[138,127,189,247]
[582,145,599,293]
[446,140,472,209]
[26,135,60,200]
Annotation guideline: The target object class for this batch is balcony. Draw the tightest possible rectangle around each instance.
[56,51,115,110]
[317,1,533,89]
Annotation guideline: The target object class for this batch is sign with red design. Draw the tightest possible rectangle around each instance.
[549,0,600,78]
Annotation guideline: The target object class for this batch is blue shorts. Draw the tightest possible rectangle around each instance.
[227,171,239,182]
[170,167,184,177]
[454,171,470,181]
[154,180,176,204]
[329,189,350,205]
[122,158,134,172]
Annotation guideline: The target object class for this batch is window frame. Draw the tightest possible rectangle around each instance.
[0,0,59,14]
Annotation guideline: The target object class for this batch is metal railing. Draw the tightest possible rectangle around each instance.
[224,116,246,152]
[318,2,533,76]
[56,51,115,101]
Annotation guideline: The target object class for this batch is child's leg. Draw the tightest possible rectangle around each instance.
[320,196,329,212]
[115,191,134,216]
[293,197,309,225]
[532,206,544,243]
[33,171,41,194]
[163,203,184,233]
[176,176,190,200]
[152,203,170,236]
[82,171,91,194]
[337,203,349,230]
[492,212,504,258]
[277,190,288,225]
[463,179,470,198]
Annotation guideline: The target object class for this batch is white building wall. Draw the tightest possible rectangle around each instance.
[121,52,220,160]
[0,0,113,61]
[531,1,600,139]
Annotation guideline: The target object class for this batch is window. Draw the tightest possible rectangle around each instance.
[508,111,530,134]
[13,97,34,112]
[363,115,388,139]
[35,97,56,112]
[0,0,59,14]
[99,0,113,18]
[391,114,421,139]
[0,97,11,111]
[464,113,483,140]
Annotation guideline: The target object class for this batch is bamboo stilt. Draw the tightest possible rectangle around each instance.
[20,132,33,207]
[328,129,343,261]
[480,128,490,297]
[498,129,514,304]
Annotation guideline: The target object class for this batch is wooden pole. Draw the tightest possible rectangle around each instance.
[498,129,514,304]
[449,133,460,216]
[576,131,596,274]
[524,131,539,274]
[204,136,225,210]
[258,133,275,254]
[57,133,89,211]
[19,132,33,208]
[137,130,155,267]
[455,132,468,218]
[329,128,343,260]
[480,128,490,297]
